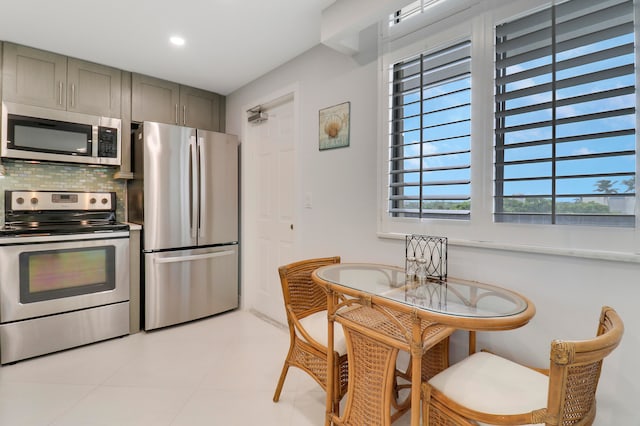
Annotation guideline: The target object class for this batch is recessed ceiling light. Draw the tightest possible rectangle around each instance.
[170,36,185,46]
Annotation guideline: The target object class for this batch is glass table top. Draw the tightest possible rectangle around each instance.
[315,263,529,319]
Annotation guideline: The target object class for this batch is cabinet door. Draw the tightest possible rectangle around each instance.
[179,85,222,131]
[2,42,67,110]
[131,73,180,124]
[67,59,121,117]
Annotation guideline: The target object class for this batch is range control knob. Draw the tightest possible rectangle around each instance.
[30,197,38,205]
[16,197,24,205]
[101,197,109,205]
[90,198,97,205]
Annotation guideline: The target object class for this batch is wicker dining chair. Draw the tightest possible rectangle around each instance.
[331,303,455,425]
[423,306,624,425]
[273,256,349,408]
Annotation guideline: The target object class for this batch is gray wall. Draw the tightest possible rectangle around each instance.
[226,44,639,424]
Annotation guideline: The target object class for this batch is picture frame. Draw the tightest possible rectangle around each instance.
[319,101,350,151]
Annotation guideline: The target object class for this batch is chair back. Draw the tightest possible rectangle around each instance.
[278,256,341,321]
[547,306,624,425]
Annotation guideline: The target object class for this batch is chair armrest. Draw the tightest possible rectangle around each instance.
[288,308,326,350]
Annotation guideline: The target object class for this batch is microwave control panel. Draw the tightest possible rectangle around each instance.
[97,126,118,158]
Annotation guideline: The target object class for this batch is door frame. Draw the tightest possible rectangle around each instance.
[239,84,300,323]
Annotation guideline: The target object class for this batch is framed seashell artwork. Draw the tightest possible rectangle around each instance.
[319,101,350,150]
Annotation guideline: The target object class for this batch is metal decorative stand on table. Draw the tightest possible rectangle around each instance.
[405,235,447,281]
[404,235,449,323]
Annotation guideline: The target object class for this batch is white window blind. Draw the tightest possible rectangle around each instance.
[389,0,443,26]
[389,41,471,220]
[494,0,636,227]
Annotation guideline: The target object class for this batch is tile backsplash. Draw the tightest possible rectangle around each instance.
[0,160,126,225]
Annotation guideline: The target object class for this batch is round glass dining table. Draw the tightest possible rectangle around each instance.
[314,263,535,330]
[312,263,536,426]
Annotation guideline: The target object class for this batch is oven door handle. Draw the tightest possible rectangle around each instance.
[153,250,235,264]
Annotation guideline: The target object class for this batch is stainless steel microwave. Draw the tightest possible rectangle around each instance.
[1,102,121,166]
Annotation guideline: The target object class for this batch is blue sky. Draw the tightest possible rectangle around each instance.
[393,31,635,203]
[499,33,635,197]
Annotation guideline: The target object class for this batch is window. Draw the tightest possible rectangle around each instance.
[495,0,636,227]
[390,0,443,26]
[388,41,472,220]
[380,0,638,256]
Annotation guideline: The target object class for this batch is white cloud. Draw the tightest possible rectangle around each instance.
[574,147,594,156]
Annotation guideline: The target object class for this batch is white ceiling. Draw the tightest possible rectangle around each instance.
[0,0,336,96]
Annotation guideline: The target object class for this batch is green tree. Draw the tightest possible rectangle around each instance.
[594,179,618,194]
[621,177,635,193]
[557,201,609,214]
[502,198,551,213]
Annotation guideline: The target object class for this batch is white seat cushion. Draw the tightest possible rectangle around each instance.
[428,351,548,426]
[298,310,348,356]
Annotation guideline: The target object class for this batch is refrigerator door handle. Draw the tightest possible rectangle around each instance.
[198,136,204,239]
[189,135,198,240]
[153,250,236,264]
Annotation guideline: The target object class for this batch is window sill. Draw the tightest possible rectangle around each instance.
[377,231,640,264]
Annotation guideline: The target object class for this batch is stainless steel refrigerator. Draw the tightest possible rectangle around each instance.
[128,121,239,330]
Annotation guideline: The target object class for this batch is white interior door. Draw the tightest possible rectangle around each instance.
[243,95,296,324]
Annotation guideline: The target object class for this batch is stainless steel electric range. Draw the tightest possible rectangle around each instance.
[0,190,130,364]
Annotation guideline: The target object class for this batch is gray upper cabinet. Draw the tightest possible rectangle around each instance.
[132,73,224,131]
[2,43,67,110]
[66,58,121,117]
[2,42,121,117]
[131,74,180,125]
[179,86,223,131]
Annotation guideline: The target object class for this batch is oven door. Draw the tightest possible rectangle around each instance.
[0,234,129,323]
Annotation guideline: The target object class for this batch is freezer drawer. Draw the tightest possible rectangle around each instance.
[144,244,238,330]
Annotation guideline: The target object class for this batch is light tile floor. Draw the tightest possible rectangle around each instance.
[0,310,413,425]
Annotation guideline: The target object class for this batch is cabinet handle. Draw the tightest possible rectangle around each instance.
[175,104,179,124]
[183,105,187,125]
[71,84,75,108]
[58,81,63,105]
